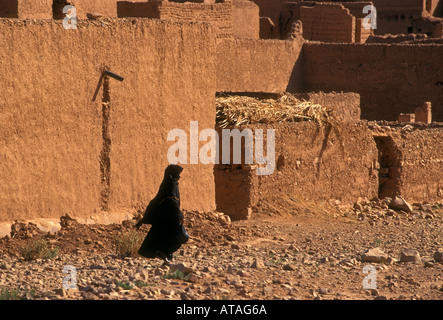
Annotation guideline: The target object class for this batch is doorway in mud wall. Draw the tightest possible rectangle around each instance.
[373,135,402,199]
[52,0,71,19]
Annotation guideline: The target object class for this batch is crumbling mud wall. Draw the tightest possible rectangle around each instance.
[117,0,259,39]
[61,0,118,19]
[299,3,356,43]
[390,128,443,202]
[215,121,379,219]
[0,0,118,19]
[303,42,443,121]
[291,91,361,121]
[216,37,304,92]
[0,19,216,226]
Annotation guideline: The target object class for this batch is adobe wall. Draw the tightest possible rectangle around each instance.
[393,128,443,202]
[66,0,118,19]
[231,0,260,39]
[291,91,361,121]
[0,0,118,19]
[118,0,259,39]
[215,121,379,219]
[216,37,304,92]
[0,0,52,19]
[302,42,443,121]
[250,0,288,24]
[373,126,443,202]
[300,3,355,43]
[0,19,216,226]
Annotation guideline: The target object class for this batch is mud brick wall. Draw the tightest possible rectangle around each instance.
[391,128,443,202]
[250,0,288,24]
[0,19,216,224]
[119,1,234,38]
[67,0,118,19]
[303,42,443,122]
[0,0,52,19]
[292,92,361,122]
[216,37,304,92]
[299,3,356,43]
[232,0,259,39]
[215,121,379,219]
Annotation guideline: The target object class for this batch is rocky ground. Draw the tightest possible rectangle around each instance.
[0,197,442,301]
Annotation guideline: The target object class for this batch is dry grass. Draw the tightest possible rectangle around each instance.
[216,93,345,154]
[216,93,329,127]
[19,239,59,261]
[113,230,144,258]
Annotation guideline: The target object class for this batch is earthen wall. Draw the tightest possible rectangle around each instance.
[302,42,443,121]
[215,121,379,219]
[216,37,304,92]
[0,19,216,225]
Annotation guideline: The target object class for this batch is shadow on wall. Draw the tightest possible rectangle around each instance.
[373,135,402,199]
[286,44,304,93]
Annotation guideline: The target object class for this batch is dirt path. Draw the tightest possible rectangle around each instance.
[0,200,442,300]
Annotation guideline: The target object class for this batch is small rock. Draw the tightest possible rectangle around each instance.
[0,263,10,270]
[238,270,250,277]
[400,249,421,263]
[433,249,443,263]
[282,264,295,271]
[250,258,265,269]
[87,12,103,20]
[170,263,195,275]
[374,295,388,300]
[389,196,413,213]
[361,247,390,263]
[319,287,329,295]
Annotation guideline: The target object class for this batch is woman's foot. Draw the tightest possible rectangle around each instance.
[156,251,171,265]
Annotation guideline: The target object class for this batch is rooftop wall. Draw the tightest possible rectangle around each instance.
[0,18,216,225]
[118,0,259,39]
[0,0,118,19]
[299,3,356,43]
[302,42,443,121]
[216,37,304,92]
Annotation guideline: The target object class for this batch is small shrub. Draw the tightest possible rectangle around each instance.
[0,288,36,300]
[0,289,20,300]
[113,230,144,258]
[19,239,59,261]
[116,282,134,290]
[163,269,185,280]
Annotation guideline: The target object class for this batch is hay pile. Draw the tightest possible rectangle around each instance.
[216,93,345,158]
[216,93,334,129]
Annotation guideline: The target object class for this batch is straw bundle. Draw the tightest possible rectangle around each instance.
[216,93,333,129]
[216,93,345,155]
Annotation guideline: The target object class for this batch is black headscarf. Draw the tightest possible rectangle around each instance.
[137,164,183,226]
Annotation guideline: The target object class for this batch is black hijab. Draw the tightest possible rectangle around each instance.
[137,165,183,225]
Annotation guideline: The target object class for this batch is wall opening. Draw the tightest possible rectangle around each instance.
[53,0,71,20]
[373,136,402,199]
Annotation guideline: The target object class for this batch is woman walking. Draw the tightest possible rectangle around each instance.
[135,164,189,265]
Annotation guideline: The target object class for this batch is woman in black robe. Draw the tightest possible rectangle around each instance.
[135,164,187,264]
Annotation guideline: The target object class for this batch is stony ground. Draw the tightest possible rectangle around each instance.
[0,197,442,301]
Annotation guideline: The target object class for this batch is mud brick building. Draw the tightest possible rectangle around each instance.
[0,0,441,233]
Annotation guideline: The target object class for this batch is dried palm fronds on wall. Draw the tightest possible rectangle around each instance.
[217,93,329,128]
[216,92,346,162]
